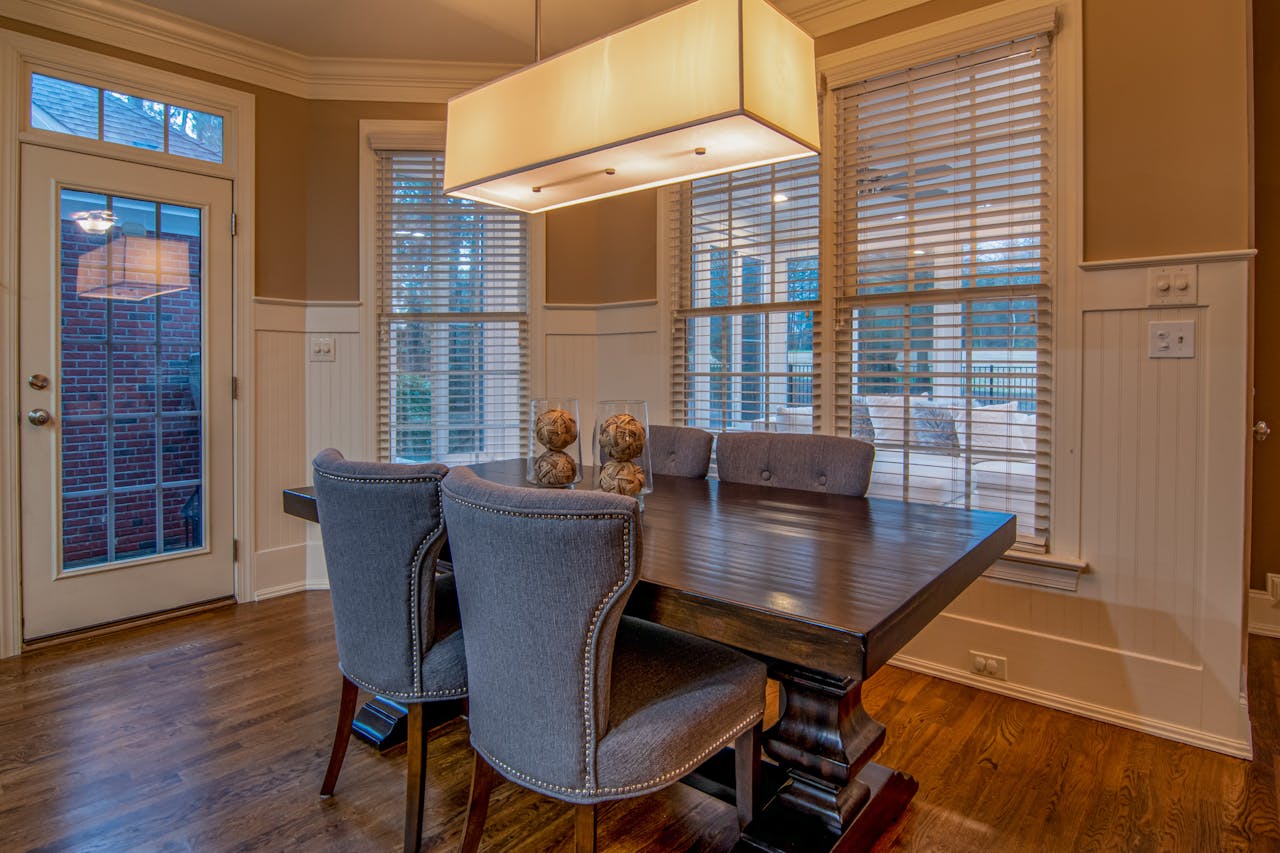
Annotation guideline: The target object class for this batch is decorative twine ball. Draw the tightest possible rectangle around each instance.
[534,408,578,451]
[534,449,578,486]
[598,413,646,462]
[599,460,646,496]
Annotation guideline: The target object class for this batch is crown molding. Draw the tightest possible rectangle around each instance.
[0,0,518,101]
[0,0,924,100]
[779,0,931,36]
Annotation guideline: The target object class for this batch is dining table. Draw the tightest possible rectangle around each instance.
[283,457,1015,852]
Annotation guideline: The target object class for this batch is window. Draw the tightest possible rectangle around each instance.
[666,28,1056,548]
[30,72,225,164]
[375,150,528,464]
[832,34,1054,546]
[668,157,820,433]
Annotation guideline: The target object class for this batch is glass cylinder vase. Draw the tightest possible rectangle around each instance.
[593,400,653,502]
[527,397,583,487]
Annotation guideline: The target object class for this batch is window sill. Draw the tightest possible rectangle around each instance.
[983,550,1087,592]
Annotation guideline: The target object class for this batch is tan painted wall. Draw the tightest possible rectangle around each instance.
[545,190,657,304]
[1083,0,1250,259]
[817,0,1252,261]
[1252,0,1276,590]
[305,100,445,302]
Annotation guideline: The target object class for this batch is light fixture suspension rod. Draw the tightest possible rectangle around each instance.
[534,0,542,62]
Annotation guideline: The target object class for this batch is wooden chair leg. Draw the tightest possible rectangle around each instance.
[734,722,762,828]
[404,703,429,853]
[320,676,359,796]
[459,751,496,853]
[574,803,597,853]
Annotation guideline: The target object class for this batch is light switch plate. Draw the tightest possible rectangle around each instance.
[1148,265,1198,306]
[309,334,336,362]
[1148,320,1195,358]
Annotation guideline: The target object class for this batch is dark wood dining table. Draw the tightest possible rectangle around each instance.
[284,458,1015,852]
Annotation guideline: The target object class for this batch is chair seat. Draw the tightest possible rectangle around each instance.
[594,617,766,798]
[418,573,467,699]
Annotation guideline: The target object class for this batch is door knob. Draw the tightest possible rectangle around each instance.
[1255,420,1271,441]
[27,408,52,427]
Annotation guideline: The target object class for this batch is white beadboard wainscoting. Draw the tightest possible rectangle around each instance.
[252,299,369,599]
[897,257,1251,757]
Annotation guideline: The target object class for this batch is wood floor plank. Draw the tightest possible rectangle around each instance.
[1,592,1278,851]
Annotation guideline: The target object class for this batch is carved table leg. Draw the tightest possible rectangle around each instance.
[736,666,918,853]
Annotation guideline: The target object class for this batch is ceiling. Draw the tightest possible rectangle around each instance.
[127,0,721,64]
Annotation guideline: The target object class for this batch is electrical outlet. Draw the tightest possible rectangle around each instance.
[1268,574,1280,602]
[970,650,1008,680]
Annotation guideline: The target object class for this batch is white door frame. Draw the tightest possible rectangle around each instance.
[0,30,257,656]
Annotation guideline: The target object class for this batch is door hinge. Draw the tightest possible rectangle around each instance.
[231,376,239,400]
[230,212,238,236]
[232,539,239,562]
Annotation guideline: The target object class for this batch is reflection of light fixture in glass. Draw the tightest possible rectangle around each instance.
[75,235,192,301]
[71,210,119,234]
[773,193,789,204]
[444,0,819,214]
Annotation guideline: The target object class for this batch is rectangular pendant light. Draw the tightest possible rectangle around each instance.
[443,0,819,214]
[75,235,192,301]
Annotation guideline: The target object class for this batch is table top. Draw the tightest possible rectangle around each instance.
[286,458,1014,682]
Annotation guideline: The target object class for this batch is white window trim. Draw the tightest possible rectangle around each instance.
[357,119,544,462]
[0,29,257,656]
[658,0,1084,581]
[817,0,1085,574]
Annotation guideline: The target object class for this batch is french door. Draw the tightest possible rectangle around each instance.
[19,144,234,640]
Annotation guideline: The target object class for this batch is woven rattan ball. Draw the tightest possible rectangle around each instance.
[597,413,646,462]
[533,449,578,486]
[599,460,646,496]
[534,408,578,451]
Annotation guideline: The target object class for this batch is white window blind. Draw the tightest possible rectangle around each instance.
[375,150,528,465]
[668,157,821,434]
[833,34,1054,546]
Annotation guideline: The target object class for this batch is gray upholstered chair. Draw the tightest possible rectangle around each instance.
[311,448,466,853]
[647,424,714,478]
[715,431,875,496]
[441,466,766,852]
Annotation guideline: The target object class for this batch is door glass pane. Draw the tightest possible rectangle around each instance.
[58,188,204,571]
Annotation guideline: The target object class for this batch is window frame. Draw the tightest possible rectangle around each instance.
[658,0,1083,574]
[358,120,534,465]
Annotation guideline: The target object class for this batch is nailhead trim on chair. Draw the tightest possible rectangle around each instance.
[443,488,636,791]
[475,709,763,800]
[316,467,456,701]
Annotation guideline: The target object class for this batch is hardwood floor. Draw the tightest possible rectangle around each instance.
[1,592,1277,852]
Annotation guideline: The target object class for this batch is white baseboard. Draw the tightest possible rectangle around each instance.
[890,653,1253,759]
[1249,589,1280,638]
[255,581,312,601]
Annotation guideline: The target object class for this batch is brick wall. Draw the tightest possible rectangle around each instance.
[59,221,204,567]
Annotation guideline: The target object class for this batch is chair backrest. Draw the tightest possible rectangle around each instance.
[312,448,449,698]
[441,467,642,793]
[715,432,875,496]
[647,424,714,478]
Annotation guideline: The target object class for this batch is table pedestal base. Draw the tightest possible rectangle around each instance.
[734,762,916,853]
[740,664,915,852]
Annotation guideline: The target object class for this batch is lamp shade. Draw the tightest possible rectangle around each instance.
[444,0,819,214]
[75,235,192,301]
